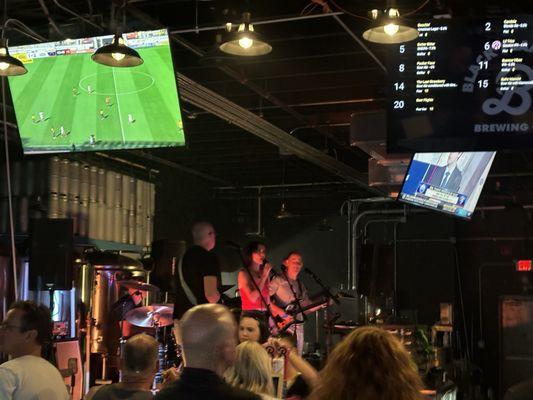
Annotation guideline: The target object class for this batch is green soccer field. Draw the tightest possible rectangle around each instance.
[8,45,185,153]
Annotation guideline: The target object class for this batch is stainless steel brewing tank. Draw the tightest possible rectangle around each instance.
[83,252,147,354]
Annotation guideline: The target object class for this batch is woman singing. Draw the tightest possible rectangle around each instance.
[238,242,286,322]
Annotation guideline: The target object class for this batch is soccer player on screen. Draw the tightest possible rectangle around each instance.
[128,114,135,124]
[89,134,96,145]
[105,96,112,107]
[51,128,57,139]
[99,109,106,120]
[38,111,45,122]
[31,114,38,123]
[87,85,93,94]
[72,87,78,97]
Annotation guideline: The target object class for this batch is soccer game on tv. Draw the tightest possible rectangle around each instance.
[7,29,185,154]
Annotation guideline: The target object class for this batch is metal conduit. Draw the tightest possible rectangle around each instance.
[178,73,379,191]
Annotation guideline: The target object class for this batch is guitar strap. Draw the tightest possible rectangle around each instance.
[178,254,198,306]
[281,269,306,324]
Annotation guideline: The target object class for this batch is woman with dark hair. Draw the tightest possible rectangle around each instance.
[238,311,270,344]
[310,326,424,400]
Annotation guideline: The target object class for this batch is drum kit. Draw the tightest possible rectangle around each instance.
[116,279,180,385]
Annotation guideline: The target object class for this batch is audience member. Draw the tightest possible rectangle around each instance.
[156,303,260,400]
[239,311,270,344]
[85,333,158,400]
[270,333,319,399]
[0,301,69,400]
[310,326,423,400]
[225,341,277,400]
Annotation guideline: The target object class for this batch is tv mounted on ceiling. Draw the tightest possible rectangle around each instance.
[398,151,496,219]
[7,29,185,154]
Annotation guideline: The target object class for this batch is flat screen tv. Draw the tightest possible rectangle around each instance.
[398,151,496,219]
[387,16,533,153]
[7,29,185,153]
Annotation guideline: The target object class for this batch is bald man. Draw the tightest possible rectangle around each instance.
[156,304,259,400]
[173,222,221,320]
[86,333,158,399]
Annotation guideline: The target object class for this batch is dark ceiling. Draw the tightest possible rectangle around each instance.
[2,0,533,205]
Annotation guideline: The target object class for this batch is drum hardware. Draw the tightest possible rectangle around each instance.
[117,280,160,293]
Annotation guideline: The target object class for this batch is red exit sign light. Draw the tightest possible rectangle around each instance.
[516,260,532,272]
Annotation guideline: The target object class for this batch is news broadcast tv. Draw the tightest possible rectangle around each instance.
[399,152,496,219]
[7,29,185,154]
[388,16,533,153]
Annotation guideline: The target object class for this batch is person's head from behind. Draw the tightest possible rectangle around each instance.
[121,333,158,380]
[180,303,237,375]
[191,221,216,251]
[0,301,52,358]
[310,326,423,400]
[242,241,267,268]
[239,311,270,344]
[225,341,275,397]
[282,251,303,279]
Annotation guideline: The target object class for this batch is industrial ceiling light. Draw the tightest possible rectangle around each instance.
[274,202,293,219]
[219,12,272,56]
[0,39,27,76]
[362,7,419,44]
[92,33,143,67]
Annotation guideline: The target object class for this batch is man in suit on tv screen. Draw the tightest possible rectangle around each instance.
[425,152,463,193]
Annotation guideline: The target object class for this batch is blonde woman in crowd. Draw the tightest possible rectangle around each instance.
[225,341,278,400]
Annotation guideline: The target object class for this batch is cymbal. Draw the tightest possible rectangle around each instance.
[118,280,160,293]
[125,304,174,328]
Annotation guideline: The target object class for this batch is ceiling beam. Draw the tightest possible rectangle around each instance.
[177,73,379,193]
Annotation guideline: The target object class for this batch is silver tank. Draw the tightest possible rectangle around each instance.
[81,252,147,354]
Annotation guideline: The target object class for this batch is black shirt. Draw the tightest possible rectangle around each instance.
[92,383,153,400]
[173,245,221,319]
[155,368,260,400]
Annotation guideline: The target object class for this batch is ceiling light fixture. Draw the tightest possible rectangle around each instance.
[92,33,143,67]
[362,7,419,44]
[219,12,272,56]
[274,202,293,220]
[0,39,27,76]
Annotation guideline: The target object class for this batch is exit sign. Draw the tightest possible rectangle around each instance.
[516,260,532,272]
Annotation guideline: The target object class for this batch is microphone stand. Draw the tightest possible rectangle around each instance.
[304,268,339,305]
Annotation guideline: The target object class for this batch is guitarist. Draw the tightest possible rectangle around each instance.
[270,251,310,355]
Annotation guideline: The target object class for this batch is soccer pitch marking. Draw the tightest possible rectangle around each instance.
[78,71,155,96]
[112,67,126,144]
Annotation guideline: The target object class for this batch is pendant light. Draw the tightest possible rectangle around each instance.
[219,12,272,57]
[362,7,419,44]
[0,39,27,76]
[92,33,143,67]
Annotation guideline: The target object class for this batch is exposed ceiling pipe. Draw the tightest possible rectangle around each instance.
[332,14,388,74]
[178,73,380,192]
[170,11,345,34]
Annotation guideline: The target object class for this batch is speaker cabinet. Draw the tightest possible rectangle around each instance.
[30,219,73,290]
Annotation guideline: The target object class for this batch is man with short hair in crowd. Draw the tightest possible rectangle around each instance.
[0,300,69,400]
[156,303,259,400]
[86,333,158,400]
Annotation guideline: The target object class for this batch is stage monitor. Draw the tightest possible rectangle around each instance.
[7,29,185,154]
[388,16,533,153]
[398,151,496,219]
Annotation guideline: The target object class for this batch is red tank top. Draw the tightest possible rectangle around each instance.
[240,269,270,311]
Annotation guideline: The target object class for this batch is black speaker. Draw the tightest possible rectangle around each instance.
[30,219,73,290]
[151,239,187,292]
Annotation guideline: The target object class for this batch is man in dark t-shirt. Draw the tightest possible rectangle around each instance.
[173,222,221,320]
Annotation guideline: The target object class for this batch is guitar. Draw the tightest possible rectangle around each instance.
[274,298,332,332]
